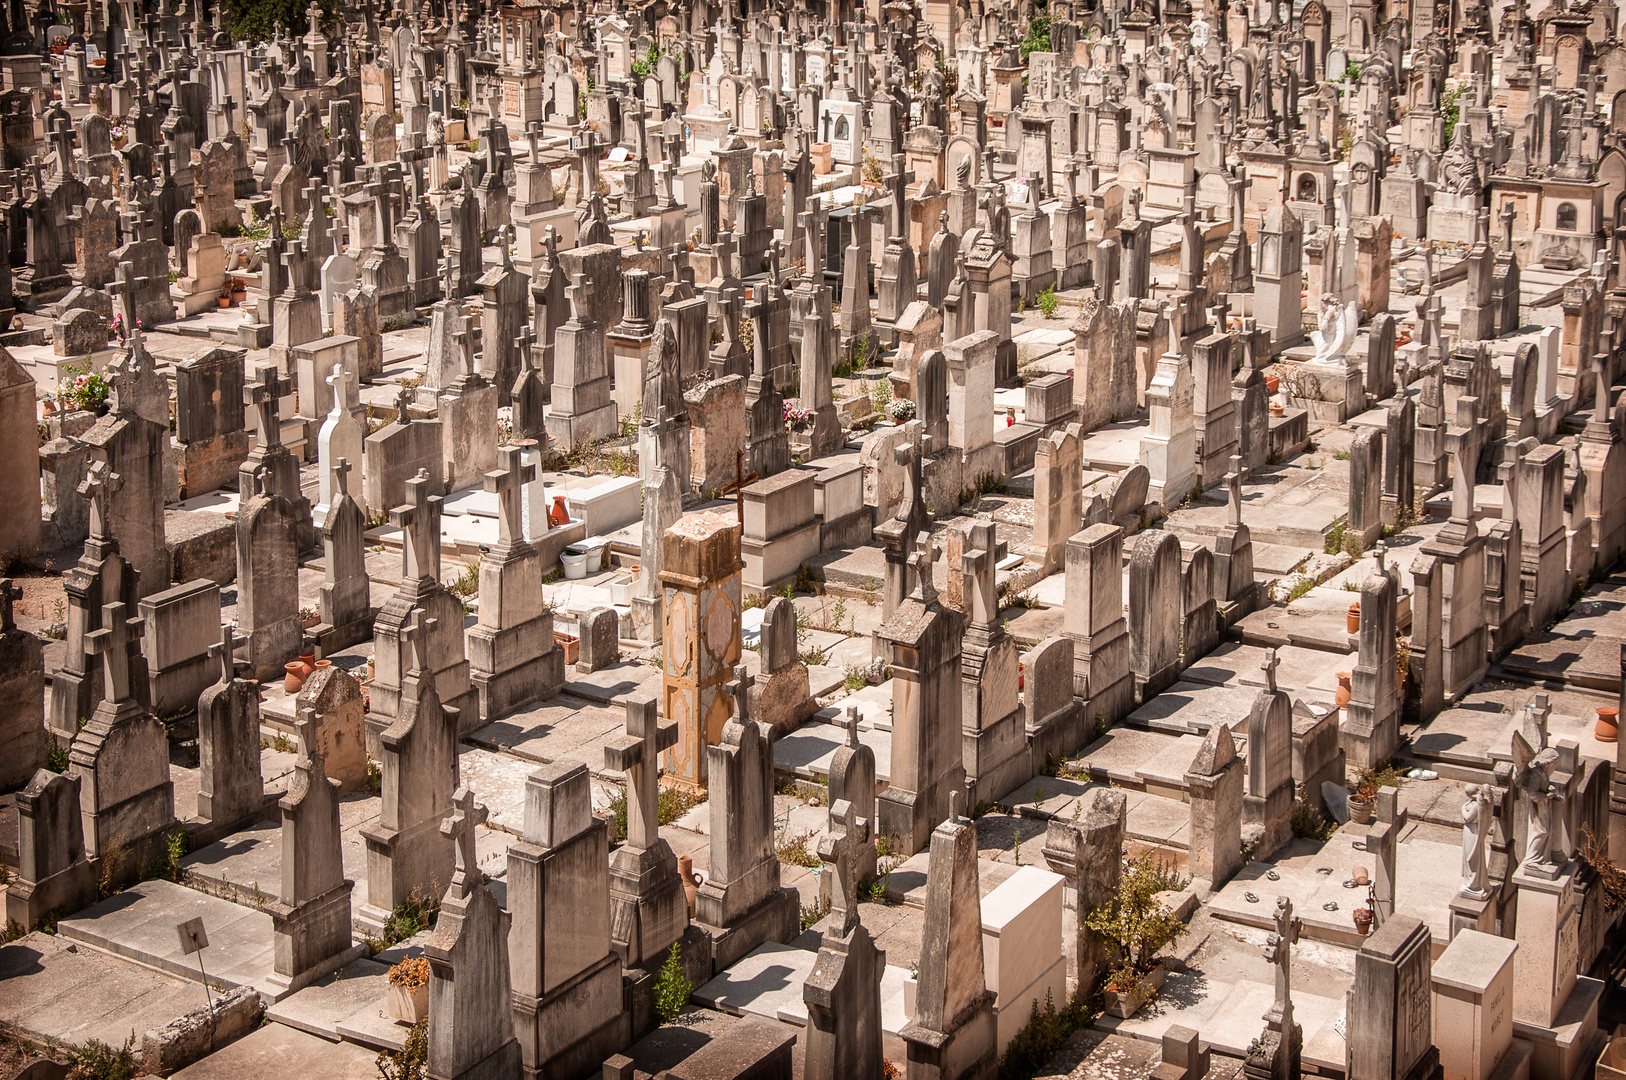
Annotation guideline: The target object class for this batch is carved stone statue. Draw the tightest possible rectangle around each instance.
[1460,783,1491,898]
[1511,697,1564,874]
[1311,296,1358,363]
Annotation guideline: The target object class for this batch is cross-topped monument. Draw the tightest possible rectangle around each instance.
[209,622,240,685]
[604,693,678,852]
[908,529,937,605]
[483,445,535,548]
[245,366,288,450]
[440,785,489,898]
[390,469,443,591]
[1444,396,1483,524]
[817,798,862,935]
[78,459,123,542]
[1263,895,1301,1034]
[84,600,145,705]
[1358,786,1406,927]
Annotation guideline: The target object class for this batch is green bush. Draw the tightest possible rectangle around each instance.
[376,1017,428,1080]
[1035,285,1059,319]
[998,991,1092,1080]
[653,941,691,1022]
[1082,851,1188,993]
[65,1035,140,1080]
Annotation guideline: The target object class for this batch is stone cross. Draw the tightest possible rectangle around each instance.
[0,578,19,633]
[566,273,591,321]
[1359,786,1406,927]
[209,622,239,684]
[908,529,937,605]
[483,445,535,546]
[440,785,489,897]
[400,612,438,677]
[819,797,861,934]
[394,385,413,424]
[1445,396,1483,522]
[84,600,145,704]
[331,457,353,501]
[390,469,443,586]
[604,694,678,852]
[110,262,140,329]
[78,459,123,542]
[961,520,996,628]
[245,367,287,450]
[1225,454,1243,526]
[453,313,479,380]
[886,151,915,239]
[1260,647,1279,693]
[725,664,750,723]
[327,366,354,413]
[1263,895,1300,1033]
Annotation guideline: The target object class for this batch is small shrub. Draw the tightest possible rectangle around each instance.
[1291,786,1337,841]
[1083,850,1189,993]
[800,897,830,930]
[775,830,822,869]
[376,1017,428,1080]
[998,990,1093,1080]
[448,558,481,599]
[1035,284,1059,319]
[843,665,869,691]
[653,941,691,1022]
[65,1035,140,1080]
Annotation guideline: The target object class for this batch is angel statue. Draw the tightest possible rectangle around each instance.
[1460,783,1491,899]
[1311,295,1359,363]
[1511,717,1562,872]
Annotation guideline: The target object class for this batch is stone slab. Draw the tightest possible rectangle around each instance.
[169,1020,382,1079]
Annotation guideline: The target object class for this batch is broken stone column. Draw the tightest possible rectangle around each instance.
[1184,722,1244,890]
[1042,787,1127,996]
[659,512,744,792]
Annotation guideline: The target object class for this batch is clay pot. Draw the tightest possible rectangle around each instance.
[1346,601,1361,634]
[1353,907,1374,935]
[1335,672,1353,709]
[1264,374,1280,394]
[1597,706,1620,743]
[218,296,230,308]
[1270,401,1285,417]
[679,855,699,918]
[1349,798,1374,825]
[549,494,570,529]
[42,397,56,416]
[284,661,308,694]
[299,650,316,673]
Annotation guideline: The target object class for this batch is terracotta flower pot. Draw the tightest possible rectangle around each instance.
[554,631,579,665]
[1349,797,1374,825]
[1346,601,1361,634]
[1353,907,1373,935]
[1103,963,1167,1018]
[284,662,308,694]
[1264,374,1280,394]
[1335,672,1352,709]
[549,495,570,529]
[1597,706,1619,743]
[1270,401,1285,417]
[218,296,230,307]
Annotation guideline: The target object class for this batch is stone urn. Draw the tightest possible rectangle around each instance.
[1597,706,1619,743]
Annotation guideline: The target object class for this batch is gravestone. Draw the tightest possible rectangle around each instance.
[659,512,744,791]
[425,788,524,1080]
[748,597,813,735]
[805,800,885,1080]
[6,768,97,932]
[901,794,997,1080]
[1043,787,1127,995]
[235,478,302,683]
[313,458,373,655]
[1346,564,1400,771]
[507,761,631,1078]
[1185,722,1244,888]
[1348,916,1439,1080]
[1129,530,1183,701]
[1064,524,1133,721]
[0,579,46,790]
[605,693,688,967]
[265,709,358,996]
[194,625,265,834]
[294,663,369,794]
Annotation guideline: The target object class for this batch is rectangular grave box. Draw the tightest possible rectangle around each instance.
[982,865,1068,1054]
[814,460,870,551]
[741,468,820,592]
[567,475,642,537]
[1433,929,1518,1080]
[140,578,222,716]
[1025,372,1076,428]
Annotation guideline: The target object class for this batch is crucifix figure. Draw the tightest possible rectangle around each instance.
[0,578,20,633]
[209,622,240,685]
[78,458,123,542]
[84,600,145,705]
[483,444,535,548]
[603,694,678,852]
[440,785,489,898]
[1262,895,1300,1034]
[1444,396,1483,524]
[390,469,444,590]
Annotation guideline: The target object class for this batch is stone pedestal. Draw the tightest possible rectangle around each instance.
[1420,520,1488,702]
[467,538,565,723]
[1510,867,1579,1031]
[659,513,744,792]
[1433,929,1519,1080]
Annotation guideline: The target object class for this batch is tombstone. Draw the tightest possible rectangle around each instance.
[1349,917,1439,1080]
[1346,563,1400,772]
[294,662,369,795]
[424,788,524,1080]
[314,369,365,527]
[748,597,813,734]
[362,395,444,532]
[1024,425,1083,574]
[1128,530,1182,702]
[1184,722,1244,888]
[1518,445,1569,630]
[358,613,459,936]
[6,770,97,931]
[659,511,743,791]
[265,709,358,996]
[172,346,249,500]
[945,330,1001,486]
[546,276,617,451]
[1064,524,1133,720]
[194,625,264,834]
[1419,398,1489,700]
[1226,646,1287,858]
[958,515,1025,806]
[1139,347,1197,506]
[308,458,373,657]
[69,600,175,870]
[901,795,997,1080]
[82,360,169,600]
[696,675,799,967]
[1359,787,1406,928]
[1347,429,1385,550]
[1043,787,1127,995]
[507,761,631,1078]
[235,479,302,683]
[1249,896,1305,1080]
[605,693,688,967]
[437,316,499,493]
[0,579,46,790]
[805,799,884,1080]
